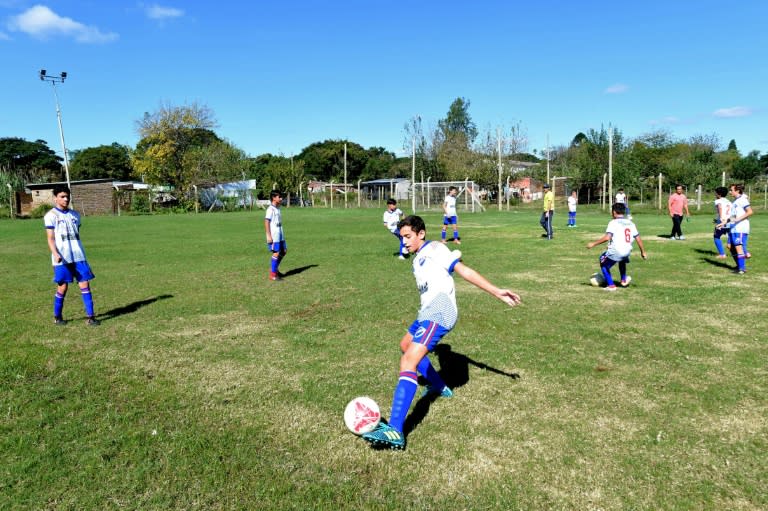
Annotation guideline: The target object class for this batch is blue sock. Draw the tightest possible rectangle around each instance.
[270,255,279,273]
[737,255,746,271]
[453,229,459,240]
[80,286,95,317]
[714,238,724,255]
[441,230,446,241]
[619,262,627,282]
[389,371,418,433]
[54,291,65,318]
[417,357,445,390]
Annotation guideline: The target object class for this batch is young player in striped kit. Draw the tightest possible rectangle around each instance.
[362,215,521,450]
[44,185,100,326]
[264,190,287,281]
[441,186,461,244]
[712,187,731,259]
[382,198,406,259]
[587,203,647,291]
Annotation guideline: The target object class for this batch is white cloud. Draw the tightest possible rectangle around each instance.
[144,4,184,20]
[7,5,117,43]
[0,31,10,41]
[713,106,752,118]
[604,83,629,94]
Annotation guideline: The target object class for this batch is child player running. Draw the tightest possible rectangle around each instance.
[441,186,461,244]
[361,215,521,450]
[44,185,100,326]
[265,190,287,281]
[587,203,647,291]
[712,187,731,259]
[382,198,406,259]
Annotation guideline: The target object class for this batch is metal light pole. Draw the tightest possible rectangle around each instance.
[39,70,71,192]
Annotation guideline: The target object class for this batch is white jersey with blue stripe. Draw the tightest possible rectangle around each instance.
[383,208,403,232]
[265,204,284,241]
[44,207,87,265]
[411,241,461,328]
[730,195,750,234]
[443,195,457,217]
[604,217,639,260]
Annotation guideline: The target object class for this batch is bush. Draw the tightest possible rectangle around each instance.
[29,203,53,218]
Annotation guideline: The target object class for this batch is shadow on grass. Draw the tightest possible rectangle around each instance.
[281,264,318,278]
[694,248,734,269]
[97,294,173,321]
[403,344,520,436]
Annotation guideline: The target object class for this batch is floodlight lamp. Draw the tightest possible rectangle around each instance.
[61,71,67,80]
[40,69,46,80]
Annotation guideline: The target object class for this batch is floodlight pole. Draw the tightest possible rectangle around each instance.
[39,70,71,193]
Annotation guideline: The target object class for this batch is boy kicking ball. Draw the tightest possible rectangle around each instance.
[587,203,647,291]
[362,215,521,450]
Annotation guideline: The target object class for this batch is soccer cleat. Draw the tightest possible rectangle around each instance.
[619,276,632,287]
[398,255,406,260]
[604,285,618,292]
[716,254,727,259]
[362,422,406,450]
[678,235,686,240]
[86,317,101,326]
[54,317,67,326]
[421,385,453,399]
[269,272,282,281]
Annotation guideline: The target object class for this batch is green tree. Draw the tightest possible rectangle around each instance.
[0,137,62,183]
[131,102,220,195]
[297,140,368,182]
[69,143,133,180]
[731,150,764,182]
[438,97,478,147]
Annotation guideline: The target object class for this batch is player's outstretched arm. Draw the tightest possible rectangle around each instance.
[454,262,521,307]
[587,233,611,249]
[635,236,648,259]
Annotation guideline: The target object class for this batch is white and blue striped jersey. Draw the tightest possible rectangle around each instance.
[604,217,639,260]
[714,197,731,224]
[44,207,87,265]
[443,195,457,217]
[383,208,403,233]
[265,204,284,242]
[730,195,750,234]
[412,241,461,329]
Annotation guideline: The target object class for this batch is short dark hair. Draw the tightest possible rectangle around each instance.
[448,186,458,192]
[715,186,728,197]
[386,198,397,205]
[730,183,744,194]
[397,215,426,234]
[612,202,627,215]
[270,190,282,200]
[52,185,70,196]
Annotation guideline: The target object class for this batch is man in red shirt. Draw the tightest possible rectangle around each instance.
[668,185,690,240]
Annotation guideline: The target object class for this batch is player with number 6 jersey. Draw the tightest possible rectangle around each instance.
[587,203,647,291]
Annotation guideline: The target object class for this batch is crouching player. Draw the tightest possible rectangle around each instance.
[586,203,647,291]
[362,215,521,450]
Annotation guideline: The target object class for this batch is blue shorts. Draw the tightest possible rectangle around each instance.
[443,215,458,225]
[267,240,287,253]
[408,320,451,352]
[728,232,747,247]
[53,261,95,284]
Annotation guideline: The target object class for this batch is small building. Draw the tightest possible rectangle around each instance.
[23,179,114,216]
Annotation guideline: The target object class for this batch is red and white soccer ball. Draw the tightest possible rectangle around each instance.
[343,396,381,435]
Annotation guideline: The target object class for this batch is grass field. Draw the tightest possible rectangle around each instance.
[1,204,766,510]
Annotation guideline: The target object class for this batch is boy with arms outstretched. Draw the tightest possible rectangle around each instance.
[362,215,521,450]
[44,185,100,326]
[587,203,647,291]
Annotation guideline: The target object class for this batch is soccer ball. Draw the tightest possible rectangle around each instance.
[343,396,381,435]
[589,272,606,287]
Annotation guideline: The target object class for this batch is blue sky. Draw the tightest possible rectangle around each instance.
[1,1,766,162]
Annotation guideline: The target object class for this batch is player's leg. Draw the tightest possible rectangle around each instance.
[600,254,617,289]
[731,233,747,273]
[713,228,726,257]
[547,211,554,239]
[441,218,448,242]
[74,262,98,325]
[618,259,629,285]
[453,218,460,244]
[54,282,68,324]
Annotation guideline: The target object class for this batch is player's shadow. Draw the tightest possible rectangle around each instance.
[97,294,173,321]
[693,248,733,269]
[281,264,318,277]
[403,344,520,436]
